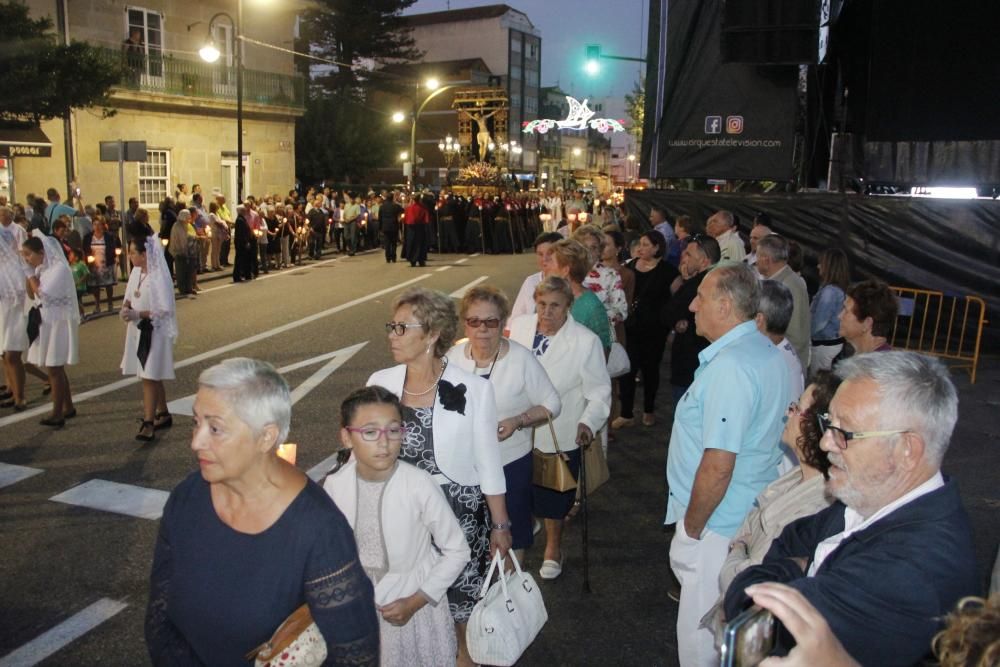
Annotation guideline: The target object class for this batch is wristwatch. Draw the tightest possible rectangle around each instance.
[490,521,513,531]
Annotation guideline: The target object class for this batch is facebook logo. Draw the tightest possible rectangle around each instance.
[704,116,722,134]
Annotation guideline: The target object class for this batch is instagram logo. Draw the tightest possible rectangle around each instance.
[726,116,744,134]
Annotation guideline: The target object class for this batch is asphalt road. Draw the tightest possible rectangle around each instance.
[1,248,997,666]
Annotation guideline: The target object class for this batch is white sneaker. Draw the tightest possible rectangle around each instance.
[539,556,564,580]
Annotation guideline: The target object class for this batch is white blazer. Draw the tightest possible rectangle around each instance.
[508,314,611,453]
[446,338,562,466]
[367,361,506,495]
[324,460,470,606]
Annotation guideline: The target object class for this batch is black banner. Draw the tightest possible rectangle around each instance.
[641,0,799,182]
[623,189,1000,347]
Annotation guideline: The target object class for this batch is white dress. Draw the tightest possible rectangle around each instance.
[120,267,175,380]
[0,298,28,353]
[26,263,79,367]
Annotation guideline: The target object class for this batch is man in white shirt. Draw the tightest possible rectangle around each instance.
[510,231,562,319]
[756,234,811,370]
[745,221,773,272]
[706,210,745,263]
[755,280,805,472]
[723,351,978,667]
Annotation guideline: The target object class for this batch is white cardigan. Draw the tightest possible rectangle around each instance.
[324,460,470,606]
[508,314,611,454]
[367,361,506,495]
[446,338,562,466]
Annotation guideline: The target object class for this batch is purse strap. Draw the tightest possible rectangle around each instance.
[530,413,562,455]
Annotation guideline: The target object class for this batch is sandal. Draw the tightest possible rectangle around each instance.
[136,420,155,442]
[153,412,173,430]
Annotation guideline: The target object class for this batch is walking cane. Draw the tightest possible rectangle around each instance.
[580,437,591,594]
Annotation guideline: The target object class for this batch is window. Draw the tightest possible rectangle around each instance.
[510,93,521,109]
[525,96,537,114]
[138,149,170,207]
[510,65,522,80]
[126,6,164,78]
[510,33,522,52]
[527,40,539,59]
[526,69,539,87]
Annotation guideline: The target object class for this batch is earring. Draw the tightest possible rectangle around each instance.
[426,343,432,355]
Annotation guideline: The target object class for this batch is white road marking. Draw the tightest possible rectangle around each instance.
[50,479,169,520]
[0,463,44,489]
[457,257,471,263]
[307,453,342,482]
[0,598,128,667]
[167,342,368,417]
[449,276,489,299]
[435,265,452,272]
[0,275,430,429]
[198,254,349,294]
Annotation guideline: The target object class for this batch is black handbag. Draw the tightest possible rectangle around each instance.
[136,318,153,369]
[26,306,42,345]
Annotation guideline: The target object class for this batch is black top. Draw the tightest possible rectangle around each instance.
[145,472,379,666]
[664,270,711,386]
[378,201,403,233]
[625,259,679,335]
[233,215,252,251]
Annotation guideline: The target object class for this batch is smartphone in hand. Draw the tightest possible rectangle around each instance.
[720,605,776,667]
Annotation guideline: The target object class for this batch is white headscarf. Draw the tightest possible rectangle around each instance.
[30,229,79,323]
[141,233,178,341]
[0,230,27,306]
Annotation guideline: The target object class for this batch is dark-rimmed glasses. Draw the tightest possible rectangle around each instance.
[816,412,910,450]
[345,424,408,442]
[465,317,502,329]
[385,322,423,336]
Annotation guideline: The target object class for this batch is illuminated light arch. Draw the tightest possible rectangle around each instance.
[522,96,627,134]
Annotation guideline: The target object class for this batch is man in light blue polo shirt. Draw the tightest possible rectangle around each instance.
[665,261,789,667]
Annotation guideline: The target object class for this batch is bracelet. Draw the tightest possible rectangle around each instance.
[490,521,512,531]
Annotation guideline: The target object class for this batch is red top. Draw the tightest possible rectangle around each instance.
[403,202,430,226]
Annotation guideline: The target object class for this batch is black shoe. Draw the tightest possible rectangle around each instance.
[40,416,65,428]
[13,403,27,412]
[0,398,14,408]
[136,420,155,442]
[42,384,52,396]
[0,390,12,401]
[153,412,173,430]
[64,408,77,419]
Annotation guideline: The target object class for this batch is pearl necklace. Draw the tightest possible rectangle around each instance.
[402,358,448,396]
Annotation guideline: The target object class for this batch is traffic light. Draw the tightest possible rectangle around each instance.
[585,44,601,75]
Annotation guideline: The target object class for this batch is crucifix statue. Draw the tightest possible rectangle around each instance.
[465,108,501,161]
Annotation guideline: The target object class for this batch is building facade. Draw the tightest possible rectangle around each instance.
[536,88,613,193]
[401,4,540,179]
[10,1,304,217]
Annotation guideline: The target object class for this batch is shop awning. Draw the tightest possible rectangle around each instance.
[0,125,52,158]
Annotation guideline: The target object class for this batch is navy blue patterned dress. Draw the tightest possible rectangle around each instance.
[400,404,490,623]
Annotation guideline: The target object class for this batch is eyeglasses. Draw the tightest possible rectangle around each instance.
[816,412,911,450]
[465,317,502,329]
[345,424,408,442]
[385,322,423,336]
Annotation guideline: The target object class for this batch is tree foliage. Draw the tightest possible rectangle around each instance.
[295,91,397,184]
[625,80,645,145]
[0,2,123,125]
[295,0,423,183]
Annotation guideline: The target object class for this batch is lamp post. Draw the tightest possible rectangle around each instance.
[394,79,455,190]
[438,135,461,182]
[627,153,636,183]
[200,5,243,203]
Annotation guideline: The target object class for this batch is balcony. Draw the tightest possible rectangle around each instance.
[104,48,305,111]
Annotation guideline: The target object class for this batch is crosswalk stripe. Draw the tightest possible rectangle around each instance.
[50,479,169,520]
[0,463,43,490]
[0,598,128,667]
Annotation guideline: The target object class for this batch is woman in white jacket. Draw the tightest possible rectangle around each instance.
[508,276,611,581]
[325,386,469,667]
[368,286,510,667]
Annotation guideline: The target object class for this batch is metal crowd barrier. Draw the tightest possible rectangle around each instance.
[890,286,988,384]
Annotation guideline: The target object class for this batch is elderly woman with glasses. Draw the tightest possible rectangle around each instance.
[368,287,510,667]
[446,285,562,562]
[509,276,611,581]
[145,358,379,666]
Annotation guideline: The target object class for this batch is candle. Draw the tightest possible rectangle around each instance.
[115,248,122,256]
[161,238,169,247]
[276,443,298,465]
[87,255,95,263]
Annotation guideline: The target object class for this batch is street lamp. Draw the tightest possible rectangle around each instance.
[200,8,243,203]
[438,135,461,175]
[392,78,454,189]
[627,153,637,183]
[200,12,243,200]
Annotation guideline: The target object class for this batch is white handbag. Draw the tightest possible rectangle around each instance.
[466,551,548,666]
[607,341,631,378]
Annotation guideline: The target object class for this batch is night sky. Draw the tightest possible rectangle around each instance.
[405,0,648,99]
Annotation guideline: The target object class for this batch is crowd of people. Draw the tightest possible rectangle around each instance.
[2,185,998,666]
